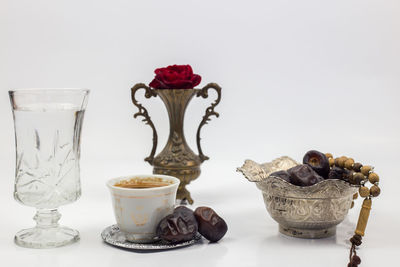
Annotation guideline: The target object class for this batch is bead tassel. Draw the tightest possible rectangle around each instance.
[355,198,372,237]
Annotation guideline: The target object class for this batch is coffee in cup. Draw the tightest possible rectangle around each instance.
[114,177,173,189]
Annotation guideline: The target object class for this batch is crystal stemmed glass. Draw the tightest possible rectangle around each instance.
[9,89,89,248]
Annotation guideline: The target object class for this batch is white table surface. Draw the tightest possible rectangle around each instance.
[0,158,397,267]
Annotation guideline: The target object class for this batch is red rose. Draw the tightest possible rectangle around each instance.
[149,64,201,89]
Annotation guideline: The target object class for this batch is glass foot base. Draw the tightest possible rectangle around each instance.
[15,226,79,248]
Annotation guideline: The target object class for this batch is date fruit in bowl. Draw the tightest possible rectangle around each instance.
[328,166,350,181]
[303,150,330,178]
[269,170,291,183]
[269,150,351,186]
[287,164,324,186]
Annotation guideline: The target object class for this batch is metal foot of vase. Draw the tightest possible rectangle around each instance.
[154,166,201,204]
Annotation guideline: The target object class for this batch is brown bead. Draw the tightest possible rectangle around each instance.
[334,158,341,166]
[359,186,370,198]
[370,185,380,197]
[348,171,356,184]
[350,201,354,209]
[353,163,363,172]
[352,255,361,265]
[353,193,358,200]
[361,165,372,176]
[325,153,333,159]
[344,158,355,169]
[350,234,362,246]
[329,157,335,167]
[368,173,379,184]
[353,173,365,184]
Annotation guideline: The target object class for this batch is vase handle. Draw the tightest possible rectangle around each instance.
[195,83,222,162]
[131,83,158,165]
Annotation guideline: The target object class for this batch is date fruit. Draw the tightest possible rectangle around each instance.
[269,170,291,183]
[156,206,198,243]
[303,150,330,178]
[287,164,324,186]
[328,166,349,181]
[194,207,228,242]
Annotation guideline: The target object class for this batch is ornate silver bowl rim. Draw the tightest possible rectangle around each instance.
[237,157,358,199]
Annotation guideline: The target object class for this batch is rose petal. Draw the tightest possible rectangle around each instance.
[149,78,169,89]
[191,74,201,88]
[150,64,202,89]
[149,79,162,89]
[164,79,193,89]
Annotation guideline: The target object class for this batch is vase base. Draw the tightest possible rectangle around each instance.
[176,187,193,205]
[15,226,79,248]
[279,225,336,239]
[153,167,200,204]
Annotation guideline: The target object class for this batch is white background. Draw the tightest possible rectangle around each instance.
[0,0,399,266]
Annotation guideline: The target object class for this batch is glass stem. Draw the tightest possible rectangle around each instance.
[34,209,61,229]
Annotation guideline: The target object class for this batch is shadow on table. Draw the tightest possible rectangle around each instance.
[257,216,359,250]
[105,238,229,267]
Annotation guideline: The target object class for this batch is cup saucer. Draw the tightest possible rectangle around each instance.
[101,225,202,251]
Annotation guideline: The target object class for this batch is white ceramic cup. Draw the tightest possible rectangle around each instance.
[106,174,180,243]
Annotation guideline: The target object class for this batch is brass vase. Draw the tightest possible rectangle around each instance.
[131,83,221,204]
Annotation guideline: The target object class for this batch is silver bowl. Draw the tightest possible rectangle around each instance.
[237,157,358,238]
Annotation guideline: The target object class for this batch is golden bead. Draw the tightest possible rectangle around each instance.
[325,153,333,159]
[361,165,372,176]
[370,185,380,197]
[353,173,365,184]
[359,186,370,198]
[350,201,355,209]
[344,158,354,169]
[338,157,347,168]
[329,157,335,167]
[368,173,379,184]
[353,193,358,200]
[334,158,341,166]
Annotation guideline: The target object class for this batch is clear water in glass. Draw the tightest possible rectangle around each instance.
[9,89,89,248]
